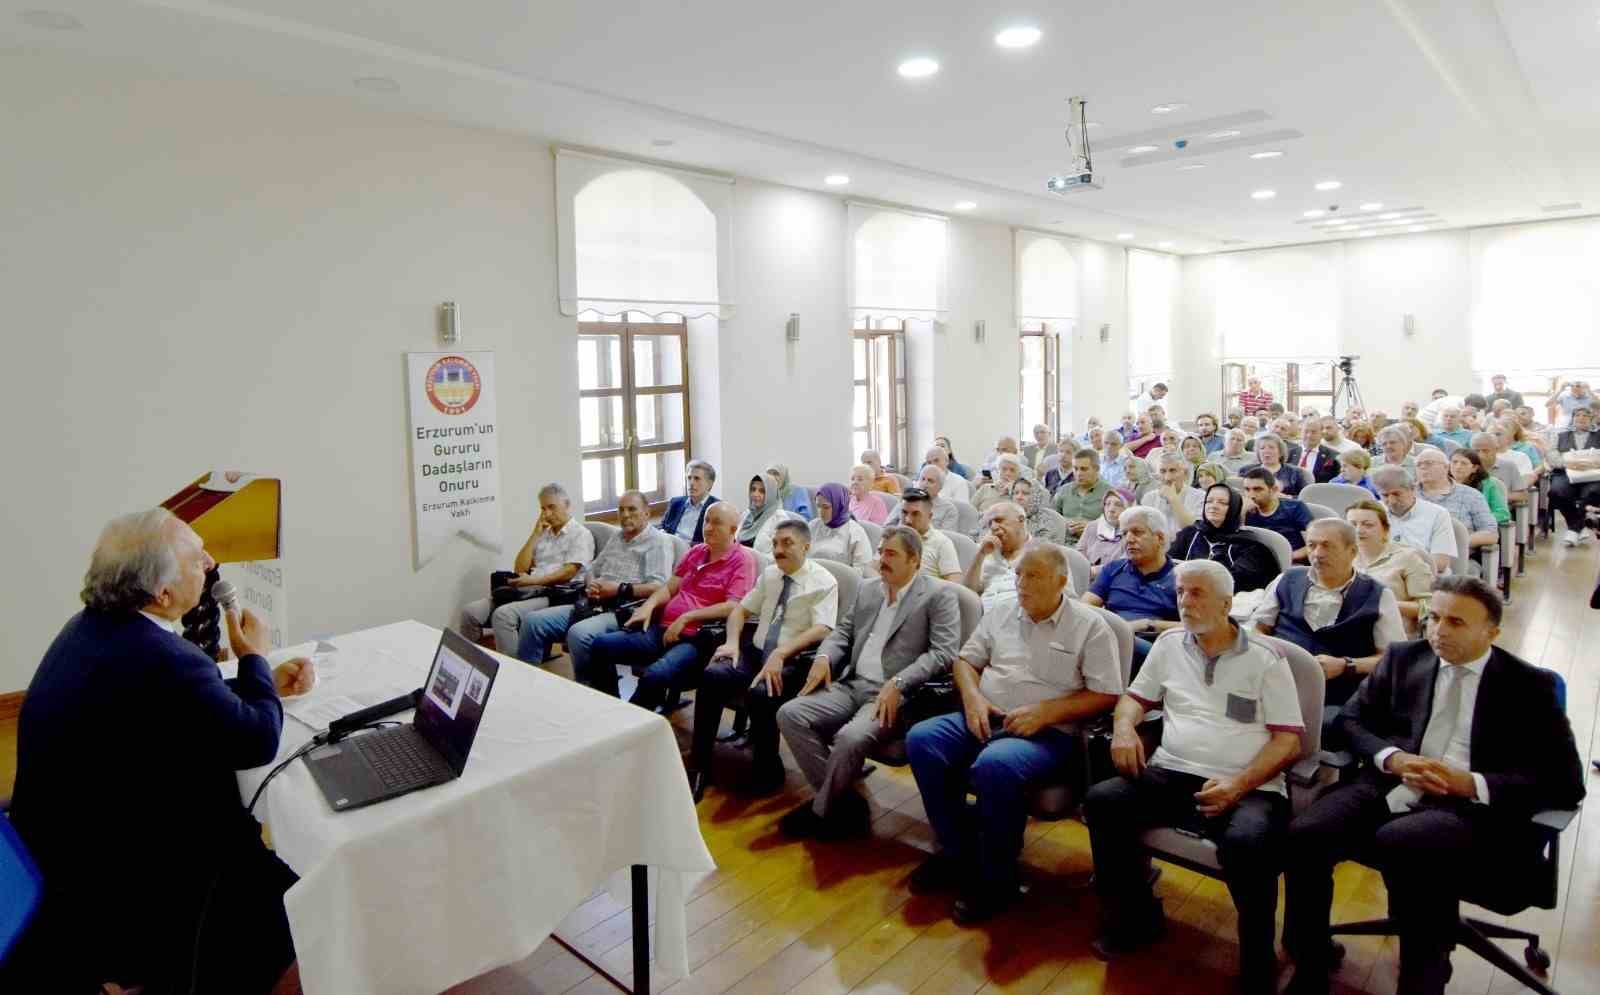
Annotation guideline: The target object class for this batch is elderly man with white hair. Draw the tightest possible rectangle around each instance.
[886,465,960,531]
[924,444,971,503]
[973,452,1026,513]
[1139,450,1204,536]
[1083,506,1181,670]
[460,481,595,651]
[965,500,1032,611]
[1021,422,1057,471]
[1372,465,1457,574]
[9,509,315,992]
[1085,559,1303,995]
[906,542,1123,924]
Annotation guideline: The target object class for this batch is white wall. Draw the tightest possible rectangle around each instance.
[940,218,1019,465]
[1071,241,1131,428]
[0,57,579,692]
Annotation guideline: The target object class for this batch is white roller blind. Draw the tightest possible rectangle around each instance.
[1470,217,1600,370]
[1216,244,1341,359]
[849,203,947,318]
[1014,230,1078,321]
[1127,249,1176,376]
[555,148,735,318]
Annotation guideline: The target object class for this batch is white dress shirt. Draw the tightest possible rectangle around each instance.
[941,472,972,504]
[1387,499,1458,560]
[854,575,913,683]
[1374,649,1491,804]
[740,558,839,650]
[139,611,182,636]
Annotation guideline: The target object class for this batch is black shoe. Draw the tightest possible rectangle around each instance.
[908,854,962,895]
[1238,961,1280,995]
[816,792,872,840]
[1090,904,1167,959]
[778,802,823,838]
[952,881,1020,926]
[687,769,708,803]
[738,763,786,797]
[1281,968,1329,995]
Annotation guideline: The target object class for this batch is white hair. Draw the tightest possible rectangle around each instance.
[81,509,181,613]
[919,462,947,483]
[984,500,1026,524]
[1175,558,1234,598]
[1376,425,1412,446]
[995,453,1024,470]
[1156,450,1188,469]
[1118,505,1168,538]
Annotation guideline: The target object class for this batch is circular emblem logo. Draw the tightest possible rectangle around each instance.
[425,356,482,415]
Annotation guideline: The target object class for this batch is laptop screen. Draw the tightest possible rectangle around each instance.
[414,628,500,776]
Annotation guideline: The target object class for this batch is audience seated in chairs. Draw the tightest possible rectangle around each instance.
[661,459,722,543]
[1249,518,1405,736]
[1472,428,1532,491]
[460,482,595,650]
[808,482,874,577]
[1180,434,1208,480]
[1372,465,1458,574]
[514,490,673,674]
[1215,428,1257,476]
[1241,466,1316,564]
[1375,425,1418,477]
[1139,450,1204,537]
[1082,506,1181,670]
[1547,404,1600,546]
[582,503,756,711]
[1076,489,1132,577]
[1346,499,1434,638]
[1281,576,1586,995]
[775,526,961,839]
[886,464,960,531]
[1171,482,1282,593]
[860,448,902,495]
[892,488,963,582]
[973,453,1026,513]
[685,518,838,800]
[964,501,1031,610]
[1084,559,1304,995]
[1007,476,1068,545]
[1195,412,1226,453]
[1329,447,1379,497]
[1547,376,1594,429]
[1053,448,1112,538]
[1415,450,1498,555]
[1253,432,1309,497]
[1096,431,1138,492]
[1127,414,1161,459]
[906,543,1123,924]
[1021,422,1057,472]
[924,445,972,503]
[736,474,802,553]
[847,464,890,524]
[1297,417,1344,484]
[763,462,812,520]
[1426,406,1473,450]
[933,435,975,481]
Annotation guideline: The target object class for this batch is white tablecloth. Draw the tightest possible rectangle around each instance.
[237,620,715,995]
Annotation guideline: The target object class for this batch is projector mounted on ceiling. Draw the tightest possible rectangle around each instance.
[1048,97,1102,195]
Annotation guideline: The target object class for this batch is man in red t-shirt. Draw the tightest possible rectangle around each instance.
[1239,375,1276,417]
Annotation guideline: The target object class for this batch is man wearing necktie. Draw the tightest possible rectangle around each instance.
[687,520,838,800]
[1282,576,1585,995]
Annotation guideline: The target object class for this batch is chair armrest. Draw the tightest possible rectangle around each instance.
[1318,749,1356,769]
[1531,808,1578,834]
[1287,756,1323,787]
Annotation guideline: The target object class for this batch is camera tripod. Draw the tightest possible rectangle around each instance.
[1332,370,1365,418]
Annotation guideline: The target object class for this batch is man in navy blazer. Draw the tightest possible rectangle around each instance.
[7,509,314,994]
[659,458,721,543]
[1281,576,1585,995]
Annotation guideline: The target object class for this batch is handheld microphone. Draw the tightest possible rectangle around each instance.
[210,579,239,616]
[324,689,423,743]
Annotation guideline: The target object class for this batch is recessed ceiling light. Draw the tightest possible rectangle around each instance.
[1176,163,1208,171]
[1116,233,1135,240]
[1157,241,1175,249]
[650,138,675,148]
[1249,150,1284,159]
[824,174,850,186]
[1359,202,1383,211]
[1315,180,1342,191]
[1208,130,1241,139]
[1251,189,1276,200]
[353,76,400,92]
[1409,225,1428,232]
[954,201,977,211]
[897,57,939,78]
[1358,231,1377,237]
[1151,102,1188,114]
[1126,145,1160,154]
[1303,209,1325,218]
[994,25,1042,49]
[18,9,81,30]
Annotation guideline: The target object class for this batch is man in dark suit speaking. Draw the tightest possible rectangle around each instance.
[8,508,314,994]
[1281,575,1585,995]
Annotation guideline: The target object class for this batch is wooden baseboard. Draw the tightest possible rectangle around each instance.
[0,691,22,722]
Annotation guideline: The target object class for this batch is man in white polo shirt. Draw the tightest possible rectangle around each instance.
[1372,466,1457,574]
[905,543,1123,925]
[1084,559,1304,995]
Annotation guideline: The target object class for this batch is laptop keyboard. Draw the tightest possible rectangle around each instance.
[357,729,453,789]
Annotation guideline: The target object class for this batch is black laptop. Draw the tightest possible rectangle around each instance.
[305,628,500,812]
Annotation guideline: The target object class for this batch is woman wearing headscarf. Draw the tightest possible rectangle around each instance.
[808,482,874,577]
[1180,435,1208,484]
[1170,483,1281,593]
[1076,488,1132,578]
[764,462,811,519]
[1007,477,1068,544]
[847,464,889,524]
[737,475,801,553]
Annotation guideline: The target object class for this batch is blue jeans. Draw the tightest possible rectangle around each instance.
[515,606,618,673]
[582,624,706,710]
[905,712,1079,892]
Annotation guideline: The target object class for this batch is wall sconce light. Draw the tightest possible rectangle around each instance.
[785,313,801,342]
[439,301,459,345]
[973,320,986,344]
[1099,322,1111,343]
[1402,313,1416,336]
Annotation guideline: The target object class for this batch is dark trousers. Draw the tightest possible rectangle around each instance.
[1284,780,1519,995]
[582,624,708,710]
[1548,471,1600,531]
[690,636,804,774]
[1083,766,1288,974]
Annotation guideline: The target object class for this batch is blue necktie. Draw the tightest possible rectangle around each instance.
[762,574,795,659]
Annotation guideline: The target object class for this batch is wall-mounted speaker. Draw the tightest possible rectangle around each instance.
[1099,323,1111,343]
[974,320,986,344]
[1403,313,1416,336]
[785,313,801,342]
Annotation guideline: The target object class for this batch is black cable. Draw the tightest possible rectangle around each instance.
[246,721,400,814]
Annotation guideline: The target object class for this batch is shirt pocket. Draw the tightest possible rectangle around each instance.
[1225,692,1259,724]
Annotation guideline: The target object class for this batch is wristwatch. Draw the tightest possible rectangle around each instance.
[1343,656,1354,671]
[892,676,907,692]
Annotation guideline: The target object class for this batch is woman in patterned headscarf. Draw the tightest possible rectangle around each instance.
[764,462,812,519]
[1007,476,1068,544]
